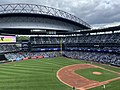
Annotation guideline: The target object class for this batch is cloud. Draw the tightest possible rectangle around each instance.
[0,0,120,28]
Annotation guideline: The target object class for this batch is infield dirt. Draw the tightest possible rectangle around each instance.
[57,64,120,90]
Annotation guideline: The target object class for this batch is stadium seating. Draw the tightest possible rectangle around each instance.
[65,33,120,43]
[0,44,19,53]
[65,47,120,52]
[1,33,120,67]
[30,33,120,44]
[63,51,120,67]
[30,36,65,44]
[5,52,60,61]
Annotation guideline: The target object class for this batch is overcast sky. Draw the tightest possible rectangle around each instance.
[0,0,120,28]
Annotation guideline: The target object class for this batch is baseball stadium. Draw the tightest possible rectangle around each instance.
[0,3,120,90]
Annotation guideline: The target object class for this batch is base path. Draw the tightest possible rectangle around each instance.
[57,64,120,90]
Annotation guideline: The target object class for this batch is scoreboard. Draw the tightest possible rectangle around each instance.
[0,36,16,43]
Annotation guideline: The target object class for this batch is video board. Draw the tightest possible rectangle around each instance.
[0,36,16,43]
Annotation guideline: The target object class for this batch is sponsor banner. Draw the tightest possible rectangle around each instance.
[36,56,44,59]
[22,57,29,60]
[31,57,37,59]
[44,56,49,58]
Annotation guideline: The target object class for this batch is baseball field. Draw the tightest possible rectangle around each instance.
[0,57,119,90]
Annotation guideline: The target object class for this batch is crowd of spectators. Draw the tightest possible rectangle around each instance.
[4,51,120,67]
[63,51,120,67]
[30,37,65,44]
[5,51,60,61]
[65,47,120,52]
[30,33,120,44]
[0,44,19,53]
[1,33,120,67]
[65,33,120,43]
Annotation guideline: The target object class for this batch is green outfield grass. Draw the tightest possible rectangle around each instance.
[75,68,119,82]
[0,57,84,90]
[0,57,119,90]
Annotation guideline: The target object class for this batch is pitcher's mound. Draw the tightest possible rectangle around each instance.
[93,72,102,75]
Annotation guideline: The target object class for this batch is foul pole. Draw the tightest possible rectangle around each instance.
[60,38,63,56]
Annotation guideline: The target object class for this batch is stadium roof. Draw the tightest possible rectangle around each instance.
[0,3,92,35]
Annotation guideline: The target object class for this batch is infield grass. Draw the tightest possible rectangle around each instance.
[75,68,119,82]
